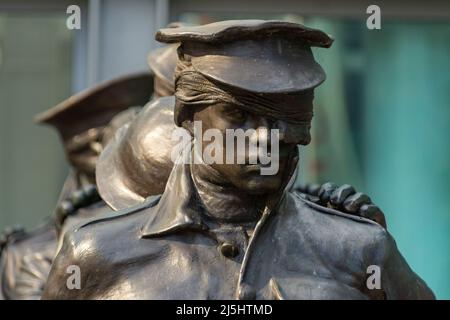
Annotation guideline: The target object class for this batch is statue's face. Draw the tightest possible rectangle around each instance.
[192,93,313,194]
[65,128,104,178]
[68,147,100,177]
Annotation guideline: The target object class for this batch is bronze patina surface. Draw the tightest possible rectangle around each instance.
[42,20,433,299]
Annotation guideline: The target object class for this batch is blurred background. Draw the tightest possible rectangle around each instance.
[0,0,448,298]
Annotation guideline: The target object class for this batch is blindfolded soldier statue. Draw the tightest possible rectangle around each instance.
[42,20,434,300]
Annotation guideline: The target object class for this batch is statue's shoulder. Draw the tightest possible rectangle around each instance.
[1,220,55,255]
[0,220,56,300]
[62,195,161,259]
[143,95,175,113]
[289,189,381,225]
[0,225,27,253]
[43,195,161,299]
[285,190,389,247]
[138,96,175,127]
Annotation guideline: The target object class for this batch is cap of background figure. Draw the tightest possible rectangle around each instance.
[147,22,193,98]
[147,44,178,98]
[34,72,153,177]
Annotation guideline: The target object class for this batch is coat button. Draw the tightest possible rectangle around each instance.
[238,283,256,300]
[219,242,239,258]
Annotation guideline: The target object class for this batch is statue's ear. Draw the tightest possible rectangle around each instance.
[181,119,194,136]
[174,100,195,135]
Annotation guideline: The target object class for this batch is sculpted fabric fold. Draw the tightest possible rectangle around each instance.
[174,57,314,126]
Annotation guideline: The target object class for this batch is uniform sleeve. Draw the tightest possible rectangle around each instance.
[380,232,435,300]
[0,250,7,300]
[41,232,83,300]
[0,243,50,300]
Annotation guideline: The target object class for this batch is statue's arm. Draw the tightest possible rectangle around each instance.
[0,252,6,300]
[0,226,26,300]
[378,232,435,300]
[310,183,433,299]
[296,182,387,228]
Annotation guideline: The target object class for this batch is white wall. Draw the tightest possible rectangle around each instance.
[86,0,168,86]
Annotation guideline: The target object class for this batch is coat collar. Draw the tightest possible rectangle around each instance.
[140,145,299,238]
[140,164,206,238]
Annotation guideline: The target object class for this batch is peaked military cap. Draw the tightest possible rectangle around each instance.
[147,44,178,96]
[156,20,333,93]
[34,72,153,141]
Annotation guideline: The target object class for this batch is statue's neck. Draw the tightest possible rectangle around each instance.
[191,163,266,224]
[77,171,96,187]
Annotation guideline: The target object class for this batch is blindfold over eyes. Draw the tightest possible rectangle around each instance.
[174,59,314,126]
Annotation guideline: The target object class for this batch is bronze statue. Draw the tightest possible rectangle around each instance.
[97,31,386,224]
[0,73,152,300]
[42,20,433,299]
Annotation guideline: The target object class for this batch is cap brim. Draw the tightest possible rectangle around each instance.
[156,20,333,48]
[191,54,325,94]
[147,44,179,85]
[96,97,177,211]
[35,72,153,124]
[96,123,146,211]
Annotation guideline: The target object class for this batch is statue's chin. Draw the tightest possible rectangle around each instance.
[235,176,283,195]
[69,155,98,177]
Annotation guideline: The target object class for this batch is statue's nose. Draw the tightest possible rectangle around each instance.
[272,120,286,142]
[252,118,286,145]
[273,120,311,145]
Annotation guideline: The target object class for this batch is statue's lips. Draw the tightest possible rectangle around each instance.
[242,164,267,173]
[238,148,290,162]
[241,160,281,174]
